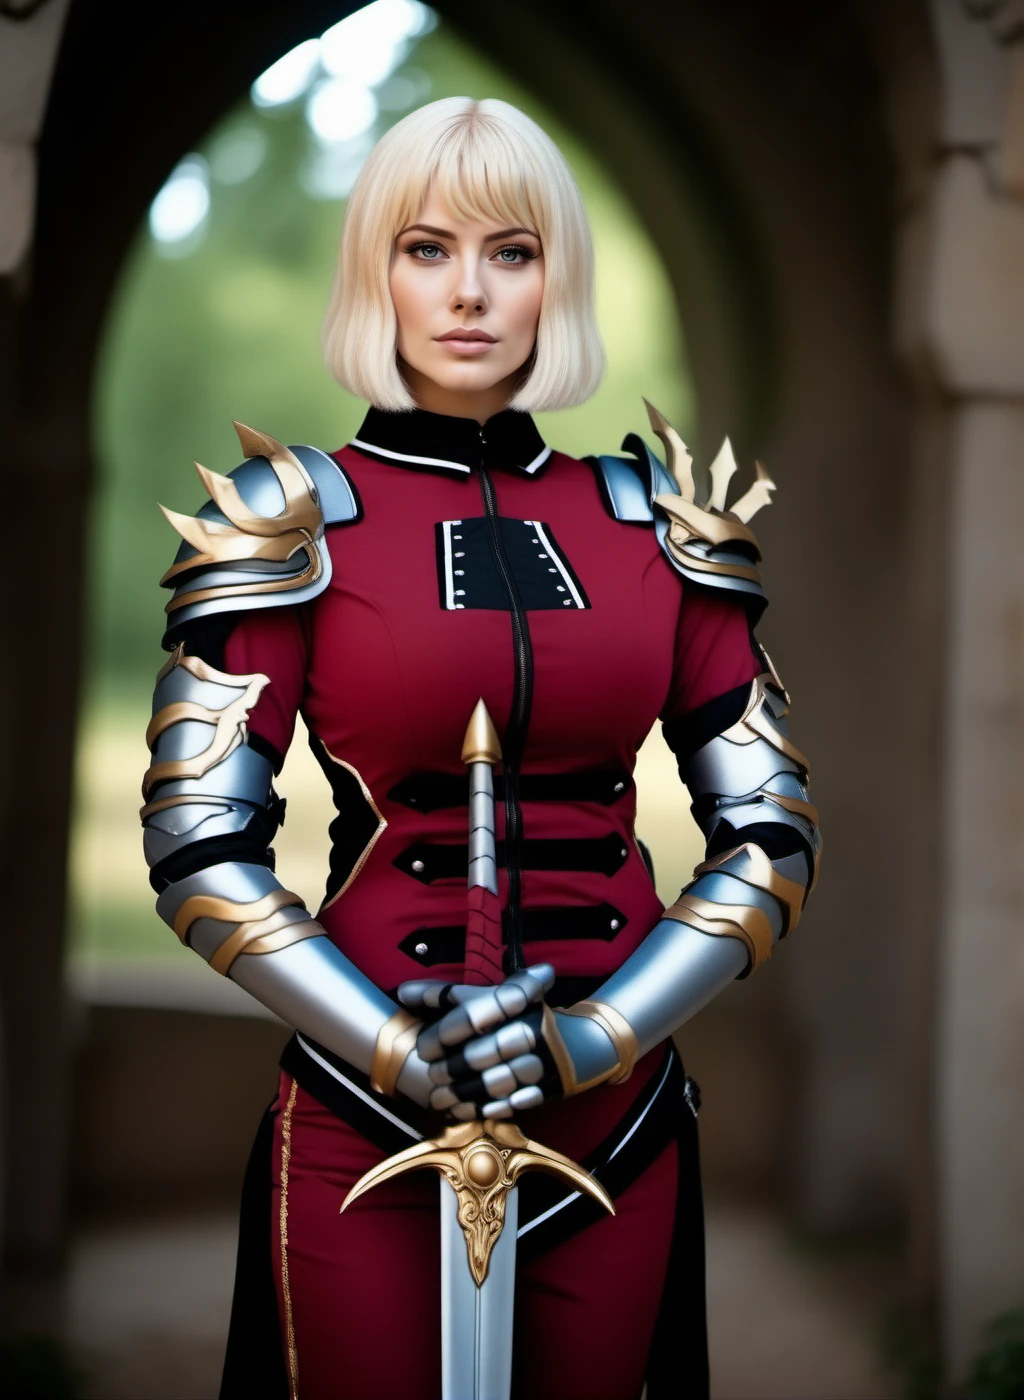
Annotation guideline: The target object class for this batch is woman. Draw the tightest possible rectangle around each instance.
[142,97,819,1400]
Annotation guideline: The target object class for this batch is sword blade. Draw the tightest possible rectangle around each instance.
[441,1178,518,1400]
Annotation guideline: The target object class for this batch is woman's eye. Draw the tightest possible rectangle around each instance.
[494,244,534,264]
[409,242,446,261]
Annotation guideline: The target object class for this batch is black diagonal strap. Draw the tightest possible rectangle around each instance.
[387,768,632,813]
[280,1033,692,1261]
[398,903,629,966]
[394,833,630,883]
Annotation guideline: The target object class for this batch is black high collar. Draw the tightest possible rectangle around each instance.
[350,406,551,476]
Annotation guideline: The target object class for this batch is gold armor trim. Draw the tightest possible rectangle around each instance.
[341,1118,614,1287]
[159,422,325,613]
[317,741,388,911]
[720,673,811,774]
[664,891,775,970]
[172,887,304,944]
[370,1008,422,1097]
[560,1000,640,1088]
[540,1003,581,1095]
[694,842,807,938]
[208,913,322,977]
[142,646,270,798]
[644,400,775,585]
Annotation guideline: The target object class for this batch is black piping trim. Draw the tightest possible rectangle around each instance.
[387,767,632,812]
[393,833,630,883]
[397,903,629,966]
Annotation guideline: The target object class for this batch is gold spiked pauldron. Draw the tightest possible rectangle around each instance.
[159,422,325,614]
[644,400,776,584]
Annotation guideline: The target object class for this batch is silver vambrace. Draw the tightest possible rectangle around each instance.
[141,645,429,1101]
[568,663,821,1072]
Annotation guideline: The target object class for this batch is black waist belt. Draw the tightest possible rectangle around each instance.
[280,1032,698,1261]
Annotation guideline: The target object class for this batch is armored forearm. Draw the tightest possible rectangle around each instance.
[570,661,821,1074]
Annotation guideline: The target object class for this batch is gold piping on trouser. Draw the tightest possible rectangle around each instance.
[664,892,775,971]
[317,740,388,911]
[208,914,322,977]
[279,1076,299,1400]
[694,842,808,937]
[172,888,304,945]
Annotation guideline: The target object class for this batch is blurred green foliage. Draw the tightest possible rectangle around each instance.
[964,1310,1024,1400]
[90,15,691,701]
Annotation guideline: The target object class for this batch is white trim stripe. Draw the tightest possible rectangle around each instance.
[295,1035,423,1140]
[441,520,456,610]
[516,1052,675,1239]
[532,520,586,608]
[350,438,471,473]
[350,437,551,475]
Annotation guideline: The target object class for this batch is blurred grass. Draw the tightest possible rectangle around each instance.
[75,14,696,960]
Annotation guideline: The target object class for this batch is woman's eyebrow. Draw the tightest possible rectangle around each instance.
[396,223,539,242]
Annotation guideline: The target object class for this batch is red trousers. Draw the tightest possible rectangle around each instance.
[270,1072,679,1400]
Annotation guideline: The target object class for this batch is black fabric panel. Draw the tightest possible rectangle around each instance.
[163,611,241,668]
[148,826,277,894]
[247,729,285,776]
[662,680,753,765]
[218,1104,290,1400]
[394,833,630,883]
[397,903,630,966]
[434,515,591,612]
[645,1088,710,1398]
[387,766,631,812]
[705,819,815,885]
[309,733,383,907]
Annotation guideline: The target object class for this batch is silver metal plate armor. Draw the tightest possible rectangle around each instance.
[158,423,359,643]
[142,424,430,1102]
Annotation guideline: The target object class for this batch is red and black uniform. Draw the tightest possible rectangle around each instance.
[213,407,760,1400]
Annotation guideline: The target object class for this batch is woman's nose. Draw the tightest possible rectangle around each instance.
[450,256,487,314]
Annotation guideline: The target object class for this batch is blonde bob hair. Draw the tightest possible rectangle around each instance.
[322,97,604,412]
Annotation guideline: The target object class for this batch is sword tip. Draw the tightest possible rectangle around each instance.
[461,699,502,766]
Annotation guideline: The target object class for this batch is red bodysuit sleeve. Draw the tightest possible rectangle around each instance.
[661,587,762,724]
[222,606,310,767]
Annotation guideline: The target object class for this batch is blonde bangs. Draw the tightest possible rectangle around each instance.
[322,97,604,413]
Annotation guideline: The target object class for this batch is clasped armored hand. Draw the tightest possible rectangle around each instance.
[392,964,639,1120]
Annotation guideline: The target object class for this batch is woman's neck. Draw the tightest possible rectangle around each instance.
[401,364,522,424]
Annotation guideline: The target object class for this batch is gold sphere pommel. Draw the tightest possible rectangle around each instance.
[340,1119,614,1287]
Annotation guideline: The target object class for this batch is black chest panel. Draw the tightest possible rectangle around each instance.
[435,517,590,612]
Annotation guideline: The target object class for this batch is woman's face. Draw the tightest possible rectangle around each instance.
[389,186,545,420]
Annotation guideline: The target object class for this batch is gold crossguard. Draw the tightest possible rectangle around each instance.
[341,1119,614,1286]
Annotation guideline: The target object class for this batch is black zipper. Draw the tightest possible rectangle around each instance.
[476,431,533,973]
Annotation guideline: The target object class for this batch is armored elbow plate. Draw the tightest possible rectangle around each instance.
[157,421,360,644]
[590,400,774,618]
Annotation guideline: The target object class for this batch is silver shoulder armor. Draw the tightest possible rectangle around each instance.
[158,421,360,644]
[592,399,773,619]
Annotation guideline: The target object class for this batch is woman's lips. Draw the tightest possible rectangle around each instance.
[434,329,498,356]
[437,339,495,355]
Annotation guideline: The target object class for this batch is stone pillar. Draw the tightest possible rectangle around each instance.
[900,0,1024,1380]
[0,0,73,1274]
